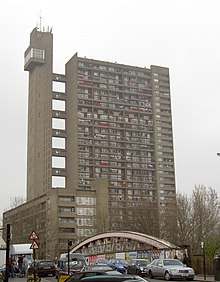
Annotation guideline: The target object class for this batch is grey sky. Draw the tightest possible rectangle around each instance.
[1,0,220,215]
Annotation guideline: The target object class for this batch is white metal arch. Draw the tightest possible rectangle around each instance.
[70,231,179,254]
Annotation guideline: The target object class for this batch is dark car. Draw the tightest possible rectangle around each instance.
[57,259,87,278]
[81,275,147,282]
[64,269,123,282]
[90,258,109,266]
[107,259,128,274]
[28,260,55,277]
[84,265,121,275]
[127,259,150,276]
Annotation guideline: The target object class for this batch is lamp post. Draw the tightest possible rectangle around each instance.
[201,241,206,280]
[67,240,72,275]
[0,224,11,282]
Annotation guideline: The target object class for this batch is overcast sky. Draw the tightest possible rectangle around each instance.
[1,0,220,216]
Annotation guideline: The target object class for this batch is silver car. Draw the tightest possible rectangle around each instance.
[146,259,195,281]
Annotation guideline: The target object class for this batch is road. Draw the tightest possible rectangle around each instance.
[9,275,214,282]
[42,277,214,282]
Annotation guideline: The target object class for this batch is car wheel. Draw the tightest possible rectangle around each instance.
[149,270,154,279]
[164,271,171,281]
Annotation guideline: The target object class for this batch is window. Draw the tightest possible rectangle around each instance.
[52,99,65,111]
[52,176,66,188]
[52,156,65,168]
[76,218,94,226]
[59,196,74,202]
[52,137,65,149]
[76,207,95,215]
[59,217,75,223]
[52,118,65,130]
[76,197,96,205]
[59,228,75,233]
[58,206,75,212]
[52,81,65,92]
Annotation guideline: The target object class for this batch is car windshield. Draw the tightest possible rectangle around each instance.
[93,259,109,264]
[63,260,85,270]
[163,260,183,266]
[137,260,149,266]
[39,261,54,266]
[115,260,127,265]
[87,266,113,271]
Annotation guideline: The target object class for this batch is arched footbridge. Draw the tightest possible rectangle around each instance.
[70,231,179,256]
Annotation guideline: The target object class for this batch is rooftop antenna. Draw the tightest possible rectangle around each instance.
[36,11,42,31]
[39,11,42,31]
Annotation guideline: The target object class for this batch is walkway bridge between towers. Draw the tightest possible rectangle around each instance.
[70,231,180,257]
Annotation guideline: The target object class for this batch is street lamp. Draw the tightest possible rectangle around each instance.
[0,224,11,282]
[67,240,72,275]
[201,241,206,280]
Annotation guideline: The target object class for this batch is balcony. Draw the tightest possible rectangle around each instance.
[24,48,45,71]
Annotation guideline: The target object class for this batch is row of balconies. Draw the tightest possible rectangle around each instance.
[77,163,155,171]
[78,91,152,103]
[78,120,153,131]
[78,104,153,115]
[78,139,154,148]
[78,158,155,166]
[78,111,153,121]
[87,100,152,108]
[77,62,151,78]
[78,80,152,93]
[78,150,154,158]
[79,129,153,138]
[78,68,150,81]
[78,72,150,85]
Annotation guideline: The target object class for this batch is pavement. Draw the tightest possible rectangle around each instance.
[8,279,52,282]
[8,278,53,282]
[194,275,215,281]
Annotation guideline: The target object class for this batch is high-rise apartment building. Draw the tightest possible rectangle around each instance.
[3,27,177,258]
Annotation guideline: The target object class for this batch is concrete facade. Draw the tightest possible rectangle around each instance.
[3,27,177,259]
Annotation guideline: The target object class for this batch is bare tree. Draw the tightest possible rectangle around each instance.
[176,193,193,245]
[96,205,109,233]
[176,185,220,255]
[126,201,159,237]
[159,199,178,244]
[9,196,26,209]
[190,185,220,253]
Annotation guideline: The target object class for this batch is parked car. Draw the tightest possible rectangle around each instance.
[81,274,147,282]
[64,269,122,282]
[90,258,109,266]
[127,259,150,276]
[84,265,121,275]
[146,258,195,281]
[56,253,87,278]
[107,259,128,274]
[57,259,87,277]
[28,260,55,277]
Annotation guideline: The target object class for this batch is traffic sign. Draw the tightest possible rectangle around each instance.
[29,230,39,240]
[30,240,39,249]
